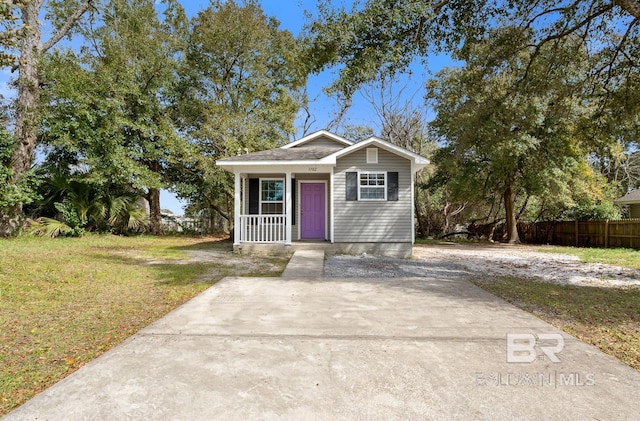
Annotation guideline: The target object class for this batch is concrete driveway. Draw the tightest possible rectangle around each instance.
[5,254,640,420]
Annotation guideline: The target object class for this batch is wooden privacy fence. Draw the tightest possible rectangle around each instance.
[519,219,640,249]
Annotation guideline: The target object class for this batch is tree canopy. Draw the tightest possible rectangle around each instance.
[306,0,638,239]
[172,0,306,221]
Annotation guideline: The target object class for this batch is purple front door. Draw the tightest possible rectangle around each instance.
[300,182,326,239]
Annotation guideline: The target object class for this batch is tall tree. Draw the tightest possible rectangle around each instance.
[427,28,598,243]
[39,0,190,234]
[173,0,306,221]
[306,0,639,102]
[0,0,94,235]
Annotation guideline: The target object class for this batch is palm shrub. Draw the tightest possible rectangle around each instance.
[28,174,149,237]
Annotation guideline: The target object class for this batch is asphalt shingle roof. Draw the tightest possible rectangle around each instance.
[615,189,640,203]
[219,146,344,162]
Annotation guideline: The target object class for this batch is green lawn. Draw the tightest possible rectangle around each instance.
[0,235,289,416]
[474,275,640,371]
[539,246,640,270]
[471,245,640,371]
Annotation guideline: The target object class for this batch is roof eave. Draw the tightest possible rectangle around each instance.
[216,159,328,167]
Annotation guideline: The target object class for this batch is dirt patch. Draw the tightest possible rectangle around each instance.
[325,243,640,288]
[122,245,288,281]
[412,243,640,288]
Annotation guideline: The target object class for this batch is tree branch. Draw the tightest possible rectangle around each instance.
[41,0,94,53]
[615,0,640,19]
[521,3,615,82]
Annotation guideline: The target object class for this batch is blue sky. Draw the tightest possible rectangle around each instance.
[1,1,453,215]
[174,1,449,214]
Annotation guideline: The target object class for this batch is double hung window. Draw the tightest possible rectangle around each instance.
[359,172,386,200]
[260,179,284,214]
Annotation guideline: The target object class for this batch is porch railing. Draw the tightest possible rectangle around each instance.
[238,215,286,243]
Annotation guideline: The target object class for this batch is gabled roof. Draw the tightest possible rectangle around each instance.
[324,136,430,169]
[615,189,640,204]
[216,131,429,171]
[280,130,353,149]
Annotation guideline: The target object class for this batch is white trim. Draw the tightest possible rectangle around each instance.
[320,137,430,170]
[216,163,335,175]
[357,171,387,201]
[329,171,334,243]
[285,172,292,245]
[233,172,241,246]
[217,160,333,167]
[297,180,329,240]
[217,137,429,173]
[281,130,353,149]
[258,177,285,215]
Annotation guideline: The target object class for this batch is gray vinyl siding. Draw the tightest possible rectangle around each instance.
[334,147,412,243]
[293,136,347,149]
[631,204,640,219]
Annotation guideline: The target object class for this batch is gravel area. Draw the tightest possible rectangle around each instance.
[324,254,468,279]
[324,243,640,288]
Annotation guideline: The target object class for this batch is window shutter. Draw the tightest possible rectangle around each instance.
[346,172,358,201]
[291,179,296,225]
[387,172,399,201]
[248,178,259,214]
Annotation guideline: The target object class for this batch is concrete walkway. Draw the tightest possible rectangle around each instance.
[281,249,325,279]
[4,251,640,420]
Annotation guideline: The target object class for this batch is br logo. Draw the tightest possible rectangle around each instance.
[506,333,565,363]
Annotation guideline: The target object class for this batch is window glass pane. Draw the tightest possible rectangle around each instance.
[359,173,385,200]
[261,180,283,201]
[261,203,283,214]
[361,187,385,200]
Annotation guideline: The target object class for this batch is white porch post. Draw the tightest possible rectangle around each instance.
[285,171,292,245]
[329,170,334,243]
[233,171,241,246]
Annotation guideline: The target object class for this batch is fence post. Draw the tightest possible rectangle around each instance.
[575,220,579,247]
[604,220,609,249]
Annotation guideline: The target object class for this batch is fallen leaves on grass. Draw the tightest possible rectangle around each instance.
[474,276,640,371]
[0,235,288,416]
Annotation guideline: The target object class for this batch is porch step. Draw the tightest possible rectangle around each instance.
[281,249,325,279]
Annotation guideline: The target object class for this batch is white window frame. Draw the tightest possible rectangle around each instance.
[358,171,387,201]
[259,178,285,214]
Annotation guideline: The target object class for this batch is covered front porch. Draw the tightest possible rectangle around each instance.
[231,169,332,247]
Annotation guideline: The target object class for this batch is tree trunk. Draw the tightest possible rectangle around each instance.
[0,3,42,236]
[147,188,163,235]
[503,181,520,244]
[14,3,41,177]
[414,196,427,238]
[0,1,91,236]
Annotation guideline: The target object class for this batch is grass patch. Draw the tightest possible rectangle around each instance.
[474,276,640,371]
[415,237,478,245]
[539,246,640,270]
[0,234,288,416]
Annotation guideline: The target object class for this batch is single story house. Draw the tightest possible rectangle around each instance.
[615,189,640,219]
[216,130,429,258]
